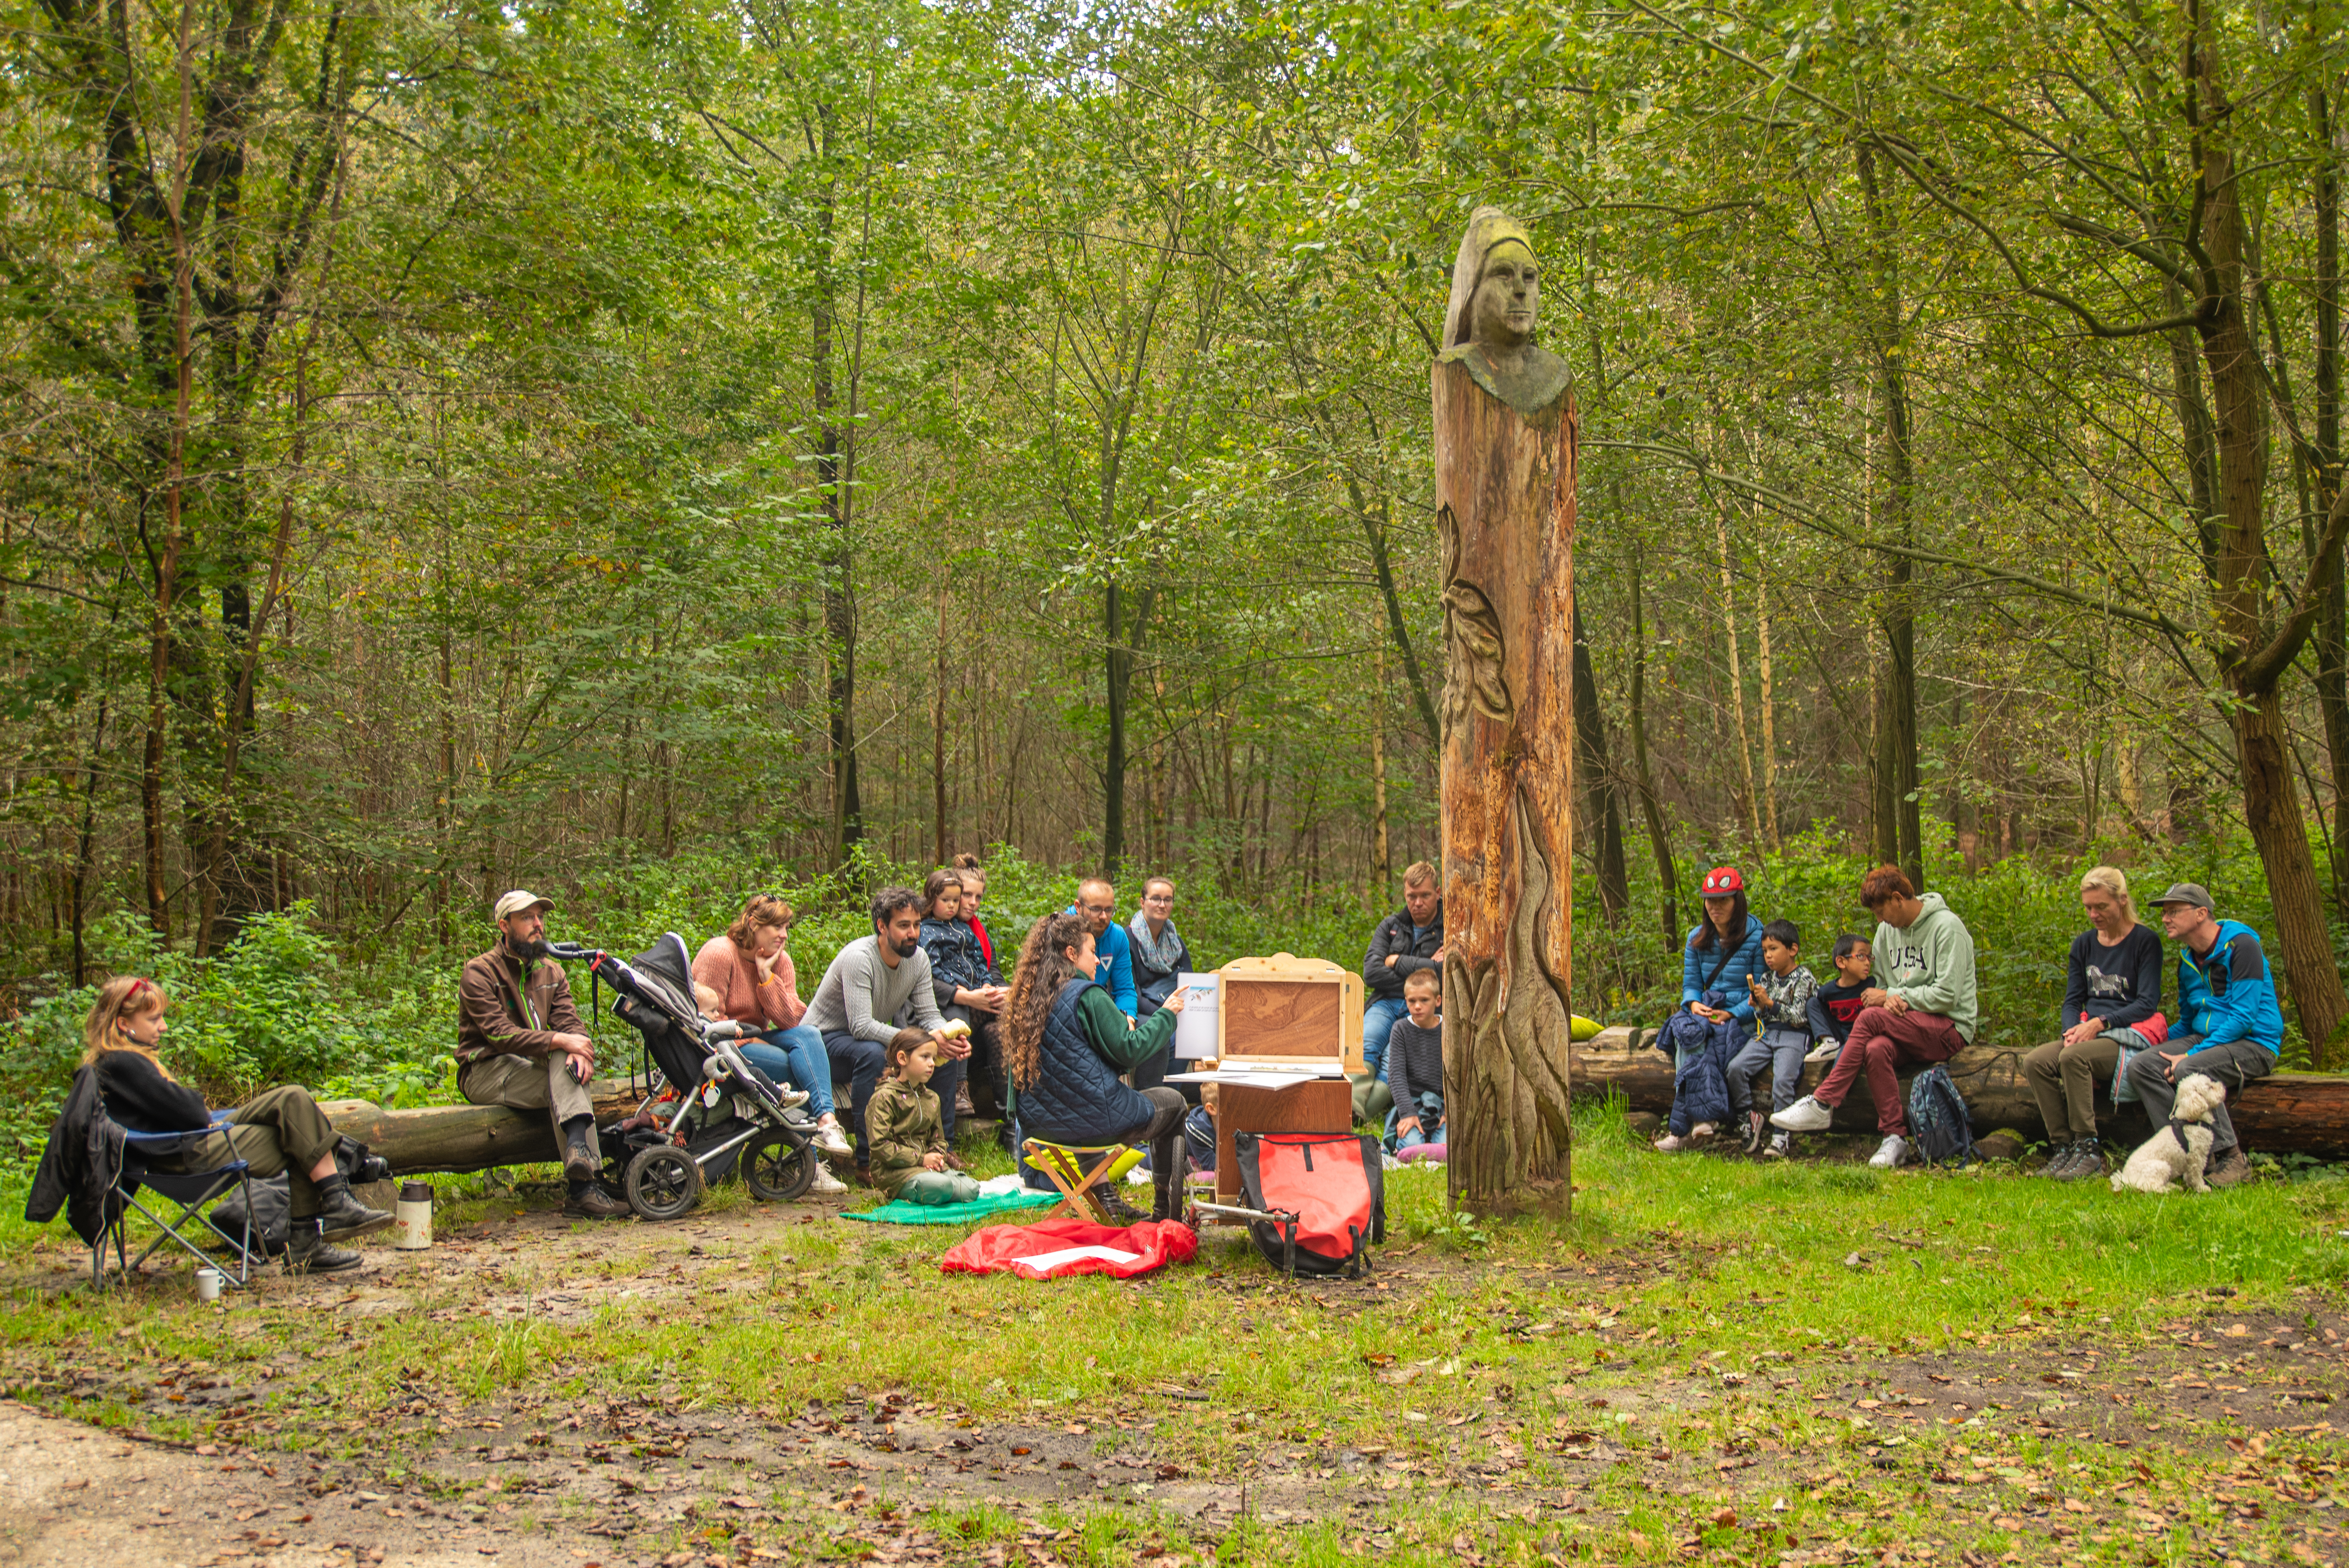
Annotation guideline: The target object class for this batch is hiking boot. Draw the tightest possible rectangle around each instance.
[1772,1095,1835,1133]
[2041,1141,2079,1178]
[1742,1111,1767,1155]
[1868,1134,1909,1170]
[1095,1189,1149,1225]
[2206,1147,2253,1188]
[2057,1141,2105,1182]
[313,1175,395,1241]
[563,1185,631,1220]
[1765,1131,1792,1159]
[285,1224,364,1276]
[563,1142,600,1185]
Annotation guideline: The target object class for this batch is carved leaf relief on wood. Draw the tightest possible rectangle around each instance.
[1438,503,1513,728]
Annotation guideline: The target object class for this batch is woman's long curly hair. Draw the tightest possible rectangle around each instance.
[1003,913,1090,1092]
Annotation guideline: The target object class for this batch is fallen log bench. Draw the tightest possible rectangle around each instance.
[321,1080,650,1176]
[1569,1026,2349,1159]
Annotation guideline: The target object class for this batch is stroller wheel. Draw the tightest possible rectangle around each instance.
[742,1130,816,1203]
[624,1147,704,1221]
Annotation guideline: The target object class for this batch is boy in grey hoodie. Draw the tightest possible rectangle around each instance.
[1771,865,1977,1169]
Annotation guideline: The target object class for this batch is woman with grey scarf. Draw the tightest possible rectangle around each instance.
[1127,878,1197,1093]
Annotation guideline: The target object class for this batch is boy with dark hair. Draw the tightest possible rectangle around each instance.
[1806,935,1873,1058]
[1728,920,1815,1157]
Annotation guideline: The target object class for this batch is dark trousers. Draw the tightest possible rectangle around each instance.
[823,1030,888,1162]
[1118,1087,1190,1221]
[160,1085,338,1219]
[2122,1034,2272,1156]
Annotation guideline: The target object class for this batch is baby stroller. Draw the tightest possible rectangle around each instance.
[546,936,821,1220]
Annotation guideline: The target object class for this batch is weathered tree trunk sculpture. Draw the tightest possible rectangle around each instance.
[1435,208,1579,1217]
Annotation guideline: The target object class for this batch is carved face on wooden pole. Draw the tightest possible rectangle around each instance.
[1440,207,1573,420]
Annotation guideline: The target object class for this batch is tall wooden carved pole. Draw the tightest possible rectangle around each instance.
[1434,206,1578,1218]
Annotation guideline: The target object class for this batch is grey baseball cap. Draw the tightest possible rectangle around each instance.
[2150,882,2215,912]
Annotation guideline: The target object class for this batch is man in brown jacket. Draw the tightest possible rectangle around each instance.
[458,891,629,1219]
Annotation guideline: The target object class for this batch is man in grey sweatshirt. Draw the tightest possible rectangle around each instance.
[1772,865,1978,1169]
[804,886,957,1174]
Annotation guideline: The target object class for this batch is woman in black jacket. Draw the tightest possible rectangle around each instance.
[84,976,392,1274]
[1002,914,1190,1222]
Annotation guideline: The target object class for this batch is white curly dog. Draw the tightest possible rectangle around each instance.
[2109,1072,2229,1194]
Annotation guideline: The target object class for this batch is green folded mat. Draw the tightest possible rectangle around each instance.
[839,1187,1059,1225]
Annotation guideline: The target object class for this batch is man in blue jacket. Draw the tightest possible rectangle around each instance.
[2121,883,2280,1188]
[1357,862,1444,1124]
[1070,878,1137,1017]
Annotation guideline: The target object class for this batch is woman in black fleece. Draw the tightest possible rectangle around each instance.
[86,976,391,1274]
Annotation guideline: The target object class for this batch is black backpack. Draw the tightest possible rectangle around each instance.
[1906,1065,1976,1166]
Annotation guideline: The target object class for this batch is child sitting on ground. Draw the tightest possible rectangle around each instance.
[1386,968,1446,1151]
[864,1028,979,1206]
[1729,920,1815,1158]
[1805,934,1873,1065]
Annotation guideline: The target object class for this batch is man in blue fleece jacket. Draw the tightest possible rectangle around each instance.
[2121,883,2281,1188]
[1069,878,1137,1016]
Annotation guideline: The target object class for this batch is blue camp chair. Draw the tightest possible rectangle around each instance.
[93,1116,261,1289]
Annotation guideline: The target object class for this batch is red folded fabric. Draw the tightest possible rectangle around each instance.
[2129,1012,2170,1046]
[939,1217,1198,1280]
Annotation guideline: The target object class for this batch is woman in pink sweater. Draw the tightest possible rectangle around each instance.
[692,895,855,1164]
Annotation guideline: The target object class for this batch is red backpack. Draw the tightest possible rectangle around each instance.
[1231,1131,1386,1278]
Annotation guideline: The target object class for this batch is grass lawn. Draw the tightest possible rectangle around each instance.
[0,1101,2344,1566]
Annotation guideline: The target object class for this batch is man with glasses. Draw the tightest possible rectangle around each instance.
[1068,878,1137,1017]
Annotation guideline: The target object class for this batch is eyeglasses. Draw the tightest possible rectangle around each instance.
[1080,903,1113,916]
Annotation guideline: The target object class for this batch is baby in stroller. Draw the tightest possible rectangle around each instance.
[547,934,825,1221]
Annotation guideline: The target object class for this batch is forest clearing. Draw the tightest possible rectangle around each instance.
[7,0,2349,1562]
[0,1110,2344,1567]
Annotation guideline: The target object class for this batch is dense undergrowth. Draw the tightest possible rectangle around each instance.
[0,828,2337,1178]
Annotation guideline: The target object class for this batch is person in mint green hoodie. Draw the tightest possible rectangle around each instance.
[1772,864,1977,1169]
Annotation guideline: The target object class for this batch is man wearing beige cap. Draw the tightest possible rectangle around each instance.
[457,891,629,1219]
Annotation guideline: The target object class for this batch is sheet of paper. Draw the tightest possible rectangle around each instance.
[1164,1069,1322,1090]
[1174,972,1219,1058]
[1012,1244,1143,1275]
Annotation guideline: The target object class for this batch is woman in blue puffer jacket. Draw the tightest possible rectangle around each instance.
[1656,864,1767,1153]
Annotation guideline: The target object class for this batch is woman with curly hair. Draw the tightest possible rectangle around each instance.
[1003,911,1189,1222]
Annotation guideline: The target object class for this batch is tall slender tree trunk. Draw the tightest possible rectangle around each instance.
[1755,554,1781,854]
[2312,81,2348,914]
[933,579,950,866]
[1370,651,1391,904]
[1571,600,1629,921]
[1714,507,1761,849]
[2190,16,2349,1058]
[1628,535,1679,955]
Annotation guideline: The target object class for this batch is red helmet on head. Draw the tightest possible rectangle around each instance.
[1701,866,1744,896]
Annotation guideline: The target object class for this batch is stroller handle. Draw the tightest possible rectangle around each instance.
[544,940,601,962]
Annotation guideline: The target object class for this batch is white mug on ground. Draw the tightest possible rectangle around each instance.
[193,1266,222,1302]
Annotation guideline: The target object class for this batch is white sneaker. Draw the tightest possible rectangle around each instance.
[773,1083,811,1110]
[1772,1095,1835,1133]
[1653,1134,1690,1153]
[812,1117,855,1159]
[807,1161,849,1195]
[1868,1134,1908,1170]
[1766,1132,1792,1158]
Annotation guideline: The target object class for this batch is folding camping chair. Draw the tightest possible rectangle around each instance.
[93,1117,262,1290]
[1020,1138,1146,1224]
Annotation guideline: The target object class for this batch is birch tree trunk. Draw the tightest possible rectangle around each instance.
[1433,358,1577,1218]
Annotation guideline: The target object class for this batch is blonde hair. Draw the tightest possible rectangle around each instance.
[2080,865,2136,926]
[81,975,173,1077]
[1402,861,1438,890]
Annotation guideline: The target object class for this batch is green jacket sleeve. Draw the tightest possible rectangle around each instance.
[1077,985,1177,1071]
[864,1081,934,1181]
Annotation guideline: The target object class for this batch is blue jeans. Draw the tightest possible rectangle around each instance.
[738,1025,833,1119]
[1362,997,1407,1082]
[823,1030,888,1162]
[1392,1091,1445,1151]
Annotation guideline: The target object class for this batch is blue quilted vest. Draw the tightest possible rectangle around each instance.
[1018,977,1154,1144]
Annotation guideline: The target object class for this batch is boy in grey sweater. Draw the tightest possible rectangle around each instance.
[1726,920,1815,1158]
[1386,969,1446,1151]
